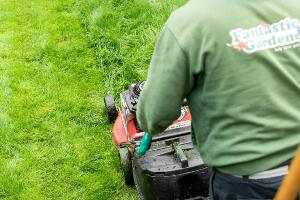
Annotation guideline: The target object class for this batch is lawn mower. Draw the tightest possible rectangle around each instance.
[104,81,211,200]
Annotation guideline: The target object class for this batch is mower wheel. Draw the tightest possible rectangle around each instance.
[104,94,118,123]
[119,147,134,185]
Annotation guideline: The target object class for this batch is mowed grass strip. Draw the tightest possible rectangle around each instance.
[0,0,136,199]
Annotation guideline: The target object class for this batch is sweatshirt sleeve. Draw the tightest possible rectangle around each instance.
[136,25,194,135]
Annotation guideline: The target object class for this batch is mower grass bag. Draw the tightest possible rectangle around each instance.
[133,127,211,200]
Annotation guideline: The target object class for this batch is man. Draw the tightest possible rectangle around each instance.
[136,0,300,199]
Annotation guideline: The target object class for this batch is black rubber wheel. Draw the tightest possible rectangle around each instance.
[119,147,134,185]
[104,94,118,123]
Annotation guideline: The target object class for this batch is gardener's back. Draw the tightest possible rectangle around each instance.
[137,0,300,199]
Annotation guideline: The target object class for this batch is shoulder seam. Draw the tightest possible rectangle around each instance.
[165,24,189,59]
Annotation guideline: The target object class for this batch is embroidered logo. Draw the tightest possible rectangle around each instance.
[227,18,300,53]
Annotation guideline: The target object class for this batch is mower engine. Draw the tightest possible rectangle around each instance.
[120,81,145,121]
[104,81,211,200]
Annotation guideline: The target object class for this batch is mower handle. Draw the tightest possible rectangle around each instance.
[137,132,152,156]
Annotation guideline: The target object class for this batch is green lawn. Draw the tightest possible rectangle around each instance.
[0,0,185,199]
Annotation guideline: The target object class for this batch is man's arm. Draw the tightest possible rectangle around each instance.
[137,25,194,135]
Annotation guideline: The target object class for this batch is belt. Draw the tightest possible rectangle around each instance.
[235,159,291,180]
[237,165,289,180]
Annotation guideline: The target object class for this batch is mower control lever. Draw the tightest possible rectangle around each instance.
[120,141,139,149]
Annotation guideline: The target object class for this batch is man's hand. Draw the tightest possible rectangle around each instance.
[137,132,152,156]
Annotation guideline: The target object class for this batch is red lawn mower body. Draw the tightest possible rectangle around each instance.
[112,107,192,150]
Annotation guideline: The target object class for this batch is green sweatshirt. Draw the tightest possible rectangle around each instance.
[137,0,300,176]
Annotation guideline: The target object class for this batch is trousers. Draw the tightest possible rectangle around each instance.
[209,168,299,200]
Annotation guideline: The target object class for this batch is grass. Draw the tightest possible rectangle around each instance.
[0,0,185,199]
[76,0,186,96]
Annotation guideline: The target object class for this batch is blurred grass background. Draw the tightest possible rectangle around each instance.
[0,0,185,199]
